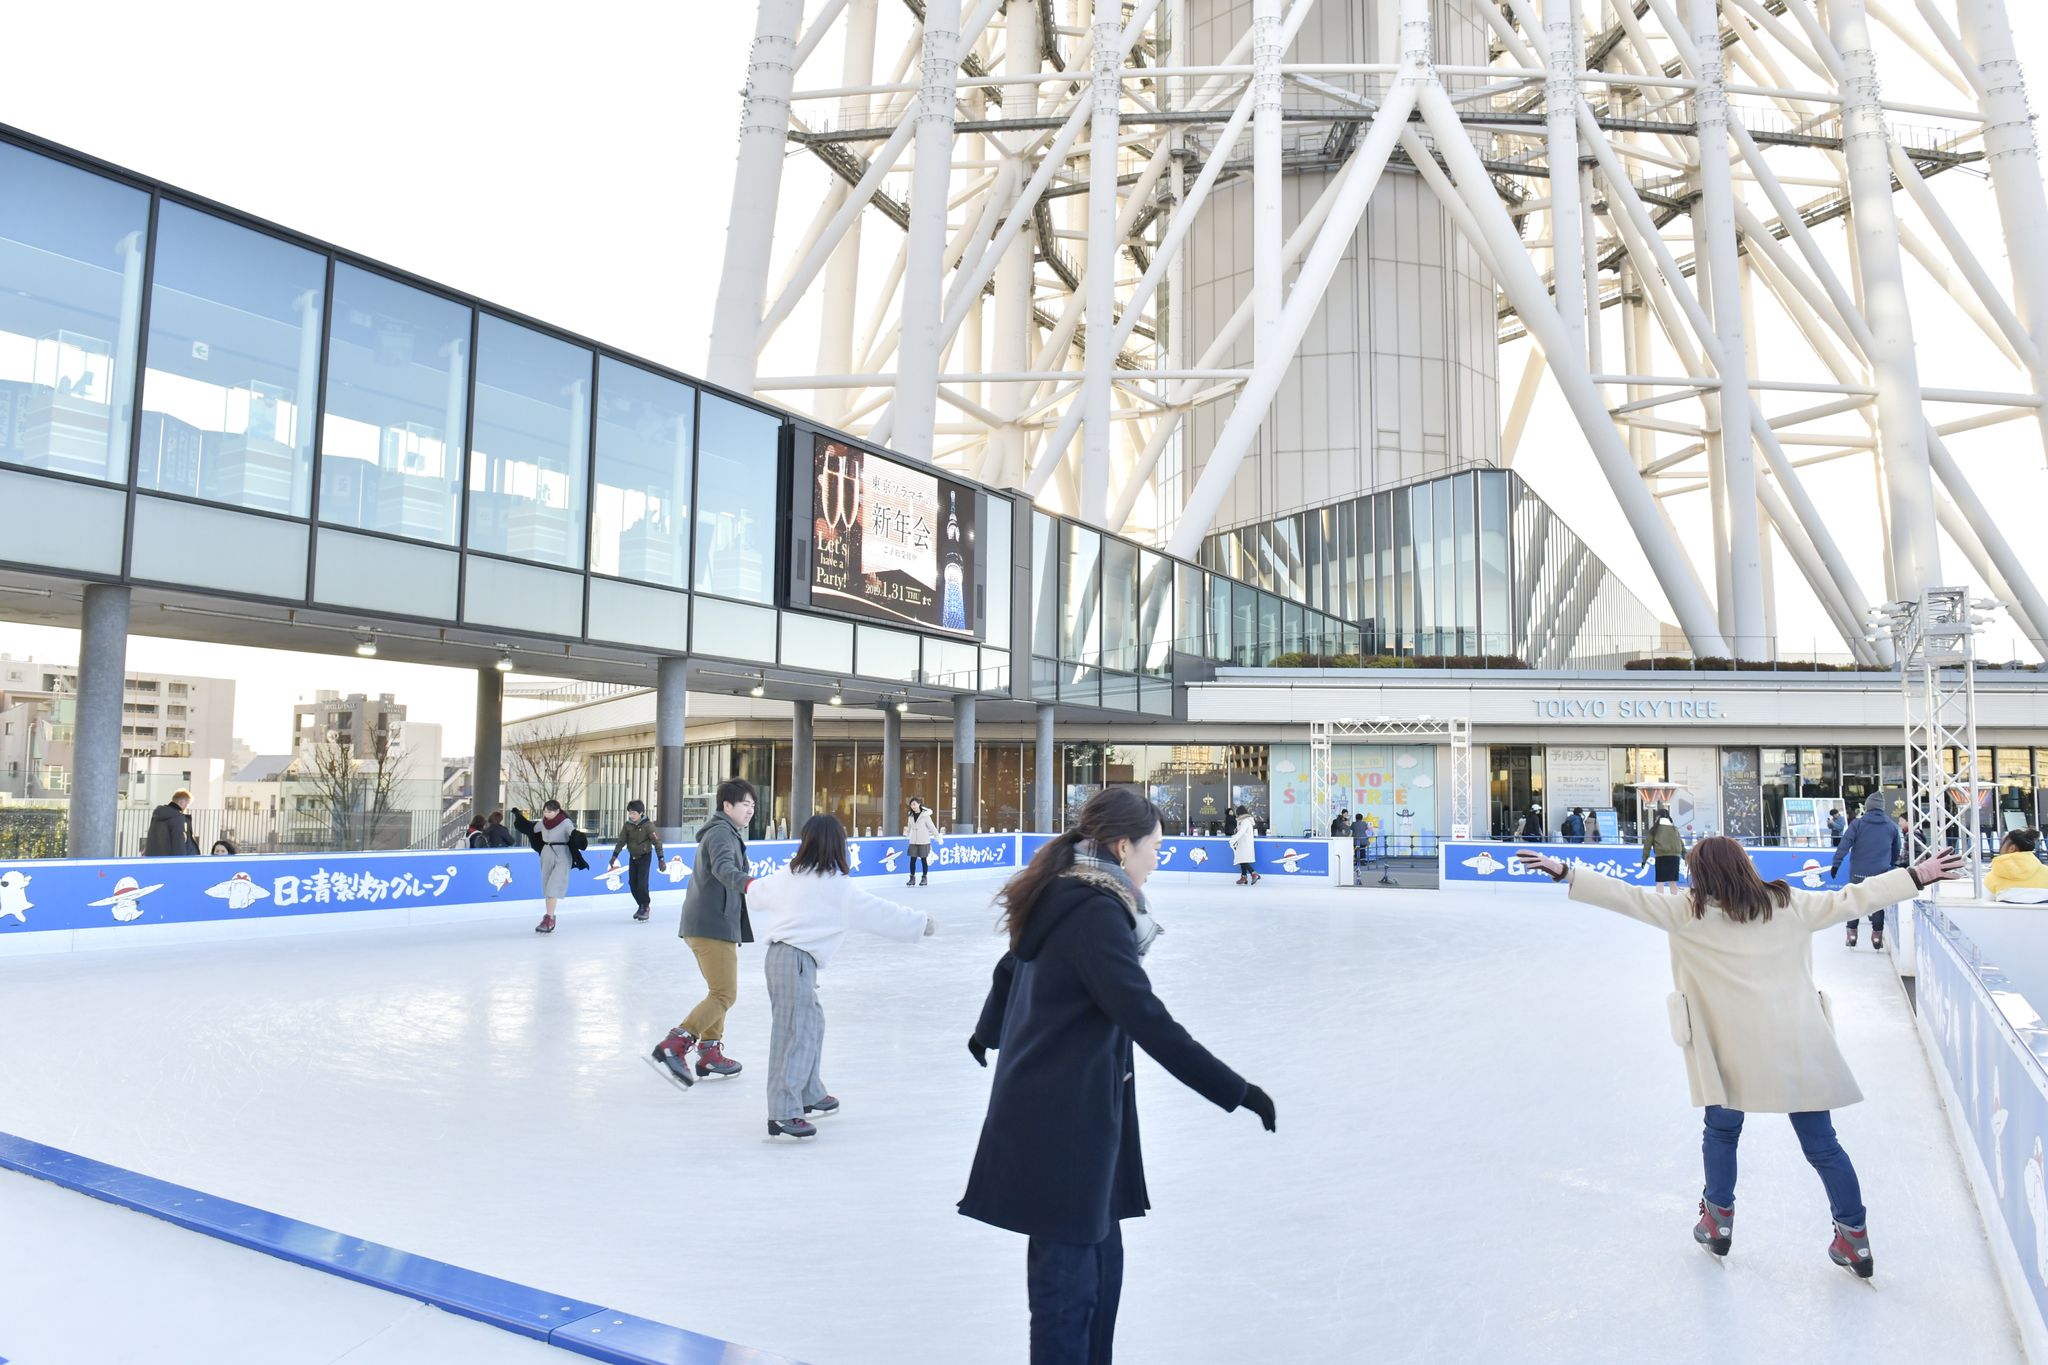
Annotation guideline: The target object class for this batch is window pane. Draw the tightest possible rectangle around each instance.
[1101,536,1138,673]
[468,315,590,566]
[1062,522,1101,664]
[1479,471,1509,656]
[318,264,468,544]
[985,495,1013,648]
[141,203,324,514]
[592,356,692,585]
[693,393,781,602]
[1032,511,1059,660]
[1140,551,1173,676]
[0,144,148,483]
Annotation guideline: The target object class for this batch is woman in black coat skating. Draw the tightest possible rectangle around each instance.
[960,787,1276,1364]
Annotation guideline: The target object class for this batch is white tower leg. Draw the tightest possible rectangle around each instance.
[896,0,965,462]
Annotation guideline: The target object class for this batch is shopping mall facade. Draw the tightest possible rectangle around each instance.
[1,124,2041,854]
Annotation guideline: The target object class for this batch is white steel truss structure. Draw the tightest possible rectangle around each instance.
[1309,715,1472,838]
[708,0,2048,664]
[1873,585,1992,898]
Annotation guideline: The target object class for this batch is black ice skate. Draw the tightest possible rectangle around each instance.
[1845,923,1857,947]
[768,1117,818,1139]
[1694,1198,1733,1256]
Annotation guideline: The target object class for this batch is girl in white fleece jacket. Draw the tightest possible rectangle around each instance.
[751,813,935,1138]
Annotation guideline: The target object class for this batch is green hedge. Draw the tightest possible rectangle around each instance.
[1262,652,1532,670]
[1621,657,1894,673]
[0,807,68,860]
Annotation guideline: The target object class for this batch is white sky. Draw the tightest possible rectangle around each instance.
[1,0,2045,750]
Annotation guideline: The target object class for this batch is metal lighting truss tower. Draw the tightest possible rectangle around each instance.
[1309,715,1472,841]
[709,0,2048,664]
[1871,586,1993,899]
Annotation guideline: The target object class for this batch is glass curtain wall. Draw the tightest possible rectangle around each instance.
[141,203,325,515]
[467,315,590,567]
[693,393,780,602]
[318,264,470,544]
[0,143,149,483]
[591,356,693,584]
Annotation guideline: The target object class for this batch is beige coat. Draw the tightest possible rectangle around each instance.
[1566,866,1921,1113]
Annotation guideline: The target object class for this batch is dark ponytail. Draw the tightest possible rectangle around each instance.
[997,787,1162,949]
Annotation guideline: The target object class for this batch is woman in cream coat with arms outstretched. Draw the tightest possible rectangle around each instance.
[1517,836,1965,1281]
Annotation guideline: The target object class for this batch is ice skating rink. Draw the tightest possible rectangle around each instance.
[0,877,2025,1365]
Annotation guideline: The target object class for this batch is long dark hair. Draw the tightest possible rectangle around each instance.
[997,788,1162,950]
[1686,835,1791,923]
[789,813,850,875]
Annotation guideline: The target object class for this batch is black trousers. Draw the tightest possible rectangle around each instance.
[1027,1223,1125,1364]
[628,852,652,909]
[1844,871,1885,932]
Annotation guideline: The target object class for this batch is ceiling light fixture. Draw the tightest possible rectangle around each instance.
[828,682,844,707]
[895,693,909,713]
[494,649,514,673]
[750,673,766,698]
[354,631,378,657]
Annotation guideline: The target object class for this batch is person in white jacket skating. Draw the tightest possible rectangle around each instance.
[751,813,936,1139]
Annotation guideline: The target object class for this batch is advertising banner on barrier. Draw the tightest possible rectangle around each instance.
[1438,840,1847,889]
[1018,834,1330,878]
[1916,907,2048,1340]
[0,834,1023,937]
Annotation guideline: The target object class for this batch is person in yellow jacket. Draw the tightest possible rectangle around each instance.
[1986,827,2048,903]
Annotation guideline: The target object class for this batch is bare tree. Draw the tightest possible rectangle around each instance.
[506,717,586,816]
[291,732,411,850]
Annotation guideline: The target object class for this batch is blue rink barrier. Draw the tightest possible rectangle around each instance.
[1019,833,1332,878]
[0,833,1023,939]
[0,1128,806,1365]
[1915,906,2048,1361]
[1438,840,1851,890]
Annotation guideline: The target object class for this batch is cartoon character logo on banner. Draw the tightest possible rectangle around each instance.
[90,875,163,922]
[0,869,30,924]
[204,871,271,911]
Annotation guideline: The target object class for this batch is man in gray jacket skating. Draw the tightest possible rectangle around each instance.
[1830,793,1903,950]
[648,779,757,1087]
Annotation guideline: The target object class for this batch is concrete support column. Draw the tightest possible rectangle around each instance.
[69,584,130,858]
[473,667,503,825]
[881,705,903,837]
[1034,703,1056,832]
[655,656,689,843]
[952,696,978,834]
[791,700,816,830]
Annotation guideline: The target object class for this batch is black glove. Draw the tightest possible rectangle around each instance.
[968,1035,988,1068]
[1241,1083,1276,1133]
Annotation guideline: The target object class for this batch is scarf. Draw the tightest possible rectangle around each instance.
[1068,839,1162,957]
[541,811,569,830]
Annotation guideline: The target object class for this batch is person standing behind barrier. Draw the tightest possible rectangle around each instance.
[1828,807,1847,847]
[904,797,940,887]
[648,779,757,1088]
[482,810,517,848]
[1517,804,1544,840]
[751,813,935,1139]
[1514,839,1964,1280]
[145,789,199,857]
[1561,807,1587,844]
[1642,807,1685,892]
[1829,794,1903,951]
[960,787,1274,1364]
[464,816,488,849]
[514,801,584,935]
[1229,805,1259,884]
[1330,809,1351,837]
[609,799,665,923]
[1987,828,2048,903]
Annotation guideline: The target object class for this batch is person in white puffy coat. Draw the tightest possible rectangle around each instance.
[1228,805,1259,884]
[750,813,935,1139]
[1517,836,1965,1281]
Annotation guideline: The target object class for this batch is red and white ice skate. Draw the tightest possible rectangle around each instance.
[1829,1219,1874,1279]
[646,1028,697,1090]
[1694,1198,1733,1256]
[695,1039,743,1078]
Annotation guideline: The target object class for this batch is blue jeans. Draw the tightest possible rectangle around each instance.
[1027,1224,1125,1364]
[1844,872,1885,932]
[1702,1106,1865,1225]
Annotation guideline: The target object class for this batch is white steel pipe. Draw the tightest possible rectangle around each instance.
[896,0,967,461]
[1828,0,1944,595]
[706,0,806,389]
[1421,80,1732,656]
[814,0,881,425]
[1253,0,1285,367]
[1545,0,1588,360]
[1160,0,1426,560]
[1080,1,1126,521]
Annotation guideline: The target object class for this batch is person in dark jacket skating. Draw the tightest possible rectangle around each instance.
[648,779,756,1086]
[1830,794,1904,949]
[960,787,1275,1364]
[144,789,199,857]
[608,798,666,923]
[1517,804,1544,840]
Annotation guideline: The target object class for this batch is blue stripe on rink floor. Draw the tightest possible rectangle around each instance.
[0,1131,806,1365]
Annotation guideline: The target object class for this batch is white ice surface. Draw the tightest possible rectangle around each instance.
[0,880,2024,1365]
[0,1167,564,1364]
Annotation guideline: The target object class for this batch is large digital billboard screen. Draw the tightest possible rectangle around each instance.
[802,433,979,637]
